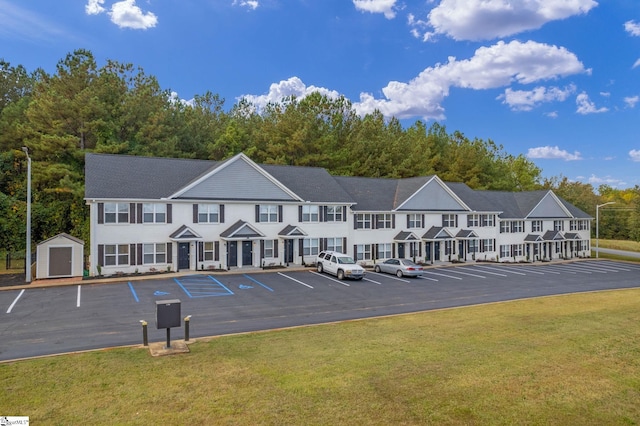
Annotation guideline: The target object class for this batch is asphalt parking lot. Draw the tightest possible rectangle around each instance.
[1,259,639,362]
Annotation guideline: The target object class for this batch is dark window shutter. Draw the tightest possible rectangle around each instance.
[137,244,143,265]
[343,237,347,252]
[274,240,278,256]
[374,244,379,259]
[455,215,458,228]
[299,206,303,222]
[260,240,265,258]
[278,205,283,222]
[299,239,303,254]
[167,243,172,264]
[214,241,220,261]
[354,215,358,229]
[130,203,136,224]
[98,244,104,267]
[320,206,326,222]
[220,205,225,223]
[343,206,347,222]
[392,214,396,229]
[193,204,198,223]
[373,215,377,230]
[130,244,136,265]
[255,205,260,222]
[419,243,423,257]
[353,244,357,259]
[392,244,396,258]
[98,203,104,224]
[407,215,410,228]
[198,242,204,262]
[137,203,142,224]
[421,214,425,227]
[167,204,172,223]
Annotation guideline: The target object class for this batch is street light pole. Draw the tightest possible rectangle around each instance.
[595,201,615,259]
[22,147,32,283]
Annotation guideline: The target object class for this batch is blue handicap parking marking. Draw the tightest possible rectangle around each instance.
[242,274,274,292]
[174,275,234,298]
[239,284,253,289]
[154,290,170,296]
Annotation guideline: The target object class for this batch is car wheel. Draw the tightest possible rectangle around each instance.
[317,263,323,273]
[337,269,345,280]
[374,265,381,273]
[396,270,403,278]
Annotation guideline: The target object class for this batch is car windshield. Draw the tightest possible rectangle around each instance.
[337,256,356,264]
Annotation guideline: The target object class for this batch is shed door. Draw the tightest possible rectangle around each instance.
[49,246,72,276]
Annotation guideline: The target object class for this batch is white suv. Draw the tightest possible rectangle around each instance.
[316,251,365,280]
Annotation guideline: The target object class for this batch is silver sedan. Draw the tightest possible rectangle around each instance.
[374,258,424,277]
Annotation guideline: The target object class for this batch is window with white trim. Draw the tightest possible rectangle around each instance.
[442,214,457,228]
[204,242,214,261]
[408,214,422,228]
[467,214,480,227]
[531,220,542,232]
[104,202,129,224]
[480,239,494,252]
[376,214,392,229]
[481,214,495,227]
[104,244,129,266]
[326,206,343,222]
[378,243,392,259]
[511,221,524,233]
[303,238,319,256]
[513,244,523,257]
[356,214,372,229]
[554,220,564,231]
[326,237,343,253]
[198,204,220,223]
[302,205,319,222]
[263,240,274,258]
[468,240,478,253]
[143,243,166,264]
[143,203,166,223]
[444,240,453,255]
[500,245,511,258]
[260,205,279,223]
[356,244,372,261]
[500,221,510,233]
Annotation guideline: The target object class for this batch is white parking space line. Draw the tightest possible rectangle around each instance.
[7,289,25,314]
[447,269,487,278]
[77,285,81,307]
[369,272,411,283]
[533,267,560,274]
[474,265,526,275]
[309,271,350,286]
[577,264,621,273]
[556,264,593,274]
[545,265,576,274]
[422,270,462,280]
[598,262,631,271]
[510,267,545,275]
[363,277,382,285]
[278,272,313,289]
[417,275,438,282]
[468,266,508,277]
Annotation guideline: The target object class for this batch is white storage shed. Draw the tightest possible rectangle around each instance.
[36,233,85,279]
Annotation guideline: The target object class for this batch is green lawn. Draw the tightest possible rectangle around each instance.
[2,289,640,424]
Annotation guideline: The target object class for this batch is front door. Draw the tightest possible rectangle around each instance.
[434,242,441,261]
[285,239,294,263]
[242,241,253,266]
[425,242,431,263]
[178,243,190,271]
[458,241,465,260]
[397,243,405,258]
[228,241,237,267]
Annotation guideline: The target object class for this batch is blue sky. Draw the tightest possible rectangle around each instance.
[1,0,639,189]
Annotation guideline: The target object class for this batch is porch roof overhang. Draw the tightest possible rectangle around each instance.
[278,224,308,237]
[422,226,454,240]
[563,232,581,240]
[220,220,265,240]
[394,231,420,242]
[455,229,479,239]
[524,234,544,242]
[169,225,202,241]
[542,230,565,241]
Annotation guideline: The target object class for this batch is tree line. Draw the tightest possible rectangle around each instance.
[1,49,638,252]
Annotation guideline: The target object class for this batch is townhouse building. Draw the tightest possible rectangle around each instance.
[84,152,592,276]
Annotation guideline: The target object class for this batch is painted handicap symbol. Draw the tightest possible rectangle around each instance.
[238,284,253,289]
[154,290,170,296]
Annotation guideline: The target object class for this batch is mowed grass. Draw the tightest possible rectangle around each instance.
[2,290,640,425]
[595,239,640,252]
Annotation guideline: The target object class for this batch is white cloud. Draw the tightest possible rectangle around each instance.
[624,96,639,108]
[422,0,597,41]
[498,84,576,111]
[633,59,640,69]
[630,149,640,162]
[353,40,588,120]
[587,174,626,187]
[0,0,70,42]
[86,0,157,29]
[624,20,640,36]
[239,77,341,111]
[576,92,608,114]
[527,146,582,161]
[85,0,105,15]
[233,0,259,10]
[545,111,559,118]
[353,0,398,19]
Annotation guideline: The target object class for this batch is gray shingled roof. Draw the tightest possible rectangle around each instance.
[261,164,355,203]
[333,176,400,211]
[85,153,216,199]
